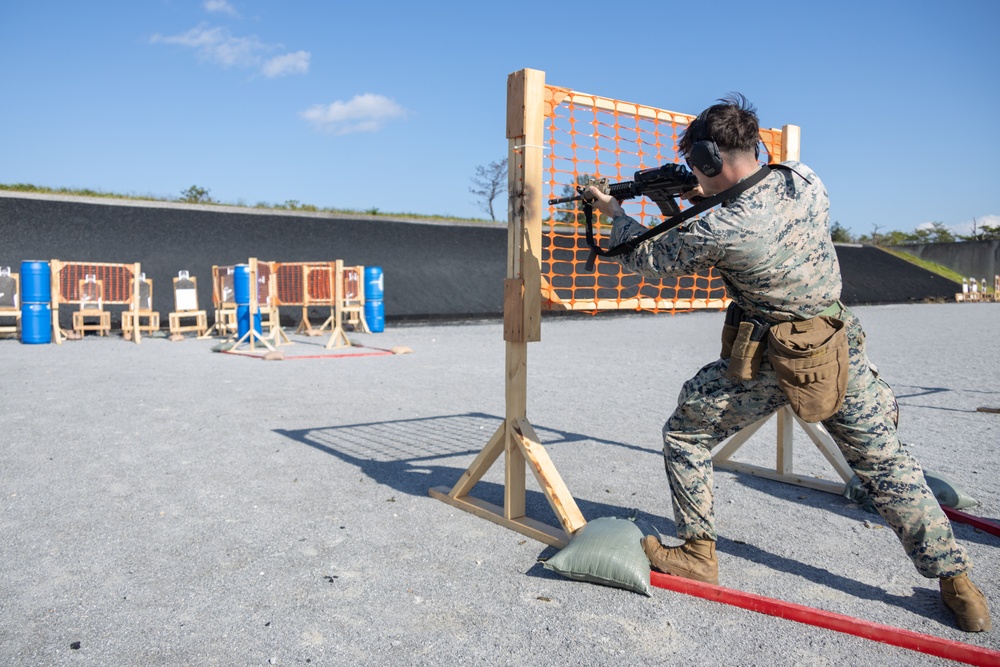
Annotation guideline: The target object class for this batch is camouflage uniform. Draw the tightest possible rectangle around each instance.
[610,161,969,578]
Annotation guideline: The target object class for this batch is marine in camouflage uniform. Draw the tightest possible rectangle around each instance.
[588,94,990,631]
[608,159,969,579]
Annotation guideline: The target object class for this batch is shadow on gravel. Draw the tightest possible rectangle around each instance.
[275,412,961,620]
[892,384,1000,413]
[274,411,660,522]
[727,467,1000,550]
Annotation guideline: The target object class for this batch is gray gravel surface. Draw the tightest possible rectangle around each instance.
[1,303,998,666]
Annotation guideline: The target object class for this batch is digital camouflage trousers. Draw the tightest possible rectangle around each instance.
[662,309,970,578]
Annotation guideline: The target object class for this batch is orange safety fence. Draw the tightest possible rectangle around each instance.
[540,86,785,313]
[257,261,274,305]
[212,262,274,307]
[273,262,336,306]
[53,261,138,304]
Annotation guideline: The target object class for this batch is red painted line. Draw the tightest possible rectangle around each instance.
[286,351,393,360]
[943,506,1000,538]
[222,349,394,360]
[650,572,1000,666]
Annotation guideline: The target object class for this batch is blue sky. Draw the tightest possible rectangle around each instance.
[1,1,996,237]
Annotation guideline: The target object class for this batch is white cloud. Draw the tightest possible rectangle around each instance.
[203,0,238,16]
[151,23,309,77]
[299,94,408,135]
[262,51,310,78]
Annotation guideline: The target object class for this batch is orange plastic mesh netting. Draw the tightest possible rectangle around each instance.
[273,262,335,306]
[56,262,137,304]
[541,86,784,314]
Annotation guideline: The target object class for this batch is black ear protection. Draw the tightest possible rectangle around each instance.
[687,107,723,177]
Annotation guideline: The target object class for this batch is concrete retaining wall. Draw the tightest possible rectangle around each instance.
[889,240,1000,284]
[1,193,963,327]
[1,193,507,324]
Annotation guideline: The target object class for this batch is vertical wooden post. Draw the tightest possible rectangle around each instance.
[132,262,142,343]
[775,406,794,476]
[430,68,585,548]
[502,67,545,521]
[780,124,801,162]
[50,259,63,345]
[325,259,351,349]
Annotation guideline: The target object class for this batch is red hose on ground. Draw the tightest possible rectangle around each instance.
[943,506,1000,538]
[649,572,1000,666]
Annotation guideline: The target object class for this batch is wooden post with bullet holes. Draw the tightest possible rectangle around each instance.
[431,70,847,548]
[430,69,586,548]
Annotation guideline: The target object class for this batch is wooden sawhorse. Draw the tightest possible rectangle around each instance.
[713,405,853,495]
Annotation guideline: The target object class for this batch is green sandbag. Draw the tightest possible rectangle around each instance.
[843,471,978,513]
[926,472,979,510]
[542,514,659,596]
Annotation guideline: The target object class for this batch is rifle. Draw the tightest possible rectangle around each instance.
[547,163,699,217]
[550,162,780,271]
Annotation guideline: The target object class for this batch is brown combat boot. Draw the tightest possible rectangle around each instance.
[641,536,718,585]
[940,573,992,632]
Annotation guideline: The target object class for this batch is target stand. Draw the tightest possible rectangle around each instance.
[224,258,275,354]
[430,69,586,549]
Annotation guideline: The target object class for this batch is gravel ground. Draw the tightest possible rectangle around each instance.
[1,303,998,666]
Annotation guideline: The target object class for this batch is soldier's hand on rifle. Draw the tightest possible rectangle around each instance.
[680,183,707,202]
[586,185,626,219]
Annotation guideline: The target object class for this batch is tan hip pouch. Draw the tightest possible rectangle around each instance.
[766,316,848,422]
[724,320,767,381]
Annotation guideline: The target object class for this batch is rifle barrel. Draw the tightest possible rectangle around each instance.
[547,195,581,205]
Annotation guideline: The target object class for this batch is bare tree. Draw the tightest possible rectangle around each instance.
[870,223,881,246]
[469,158,507,221]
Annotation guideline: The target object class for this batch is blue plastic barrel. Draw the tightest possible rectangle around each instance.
[236,305,262,338]
[233,264,251,305]
[21,303,52,344]
[20,260,51,304]
[365,300,385,333]
[364,266,384,301]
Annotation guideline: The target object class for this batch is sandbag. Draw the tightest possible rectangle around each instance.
[542,515,659,596]
[843,471,978,513]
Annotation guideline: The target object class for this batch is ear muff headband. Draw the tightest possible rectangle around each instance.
[688,108,723,177]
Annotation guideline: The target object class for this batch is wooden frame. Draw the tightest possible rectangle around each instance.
[323,260,371,349]
[122,276,160,337]
[286,262,336,336]
[168,274,208,337]
[72,277,112,336]
[712,406,854,495]
[51,260,143,343]
[430,69,586,548]
[224,257,274,353]
[257,262,291,346]
[432,70,825,548]
[339,263,371,334]
[205,265,238,338]
[0,270,20,336]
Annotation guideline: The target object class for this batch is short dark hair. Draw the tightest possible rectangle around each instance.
[679,93,760,157]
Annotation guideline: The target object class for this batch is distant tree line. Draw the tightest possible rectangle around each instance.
[833,219,1000,246]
